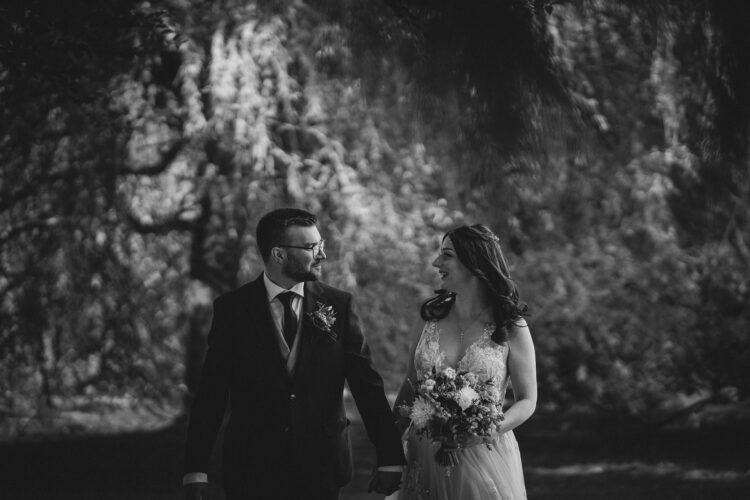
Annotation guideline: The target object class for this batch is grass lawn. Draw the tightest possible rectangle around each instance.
[1,401,748,499]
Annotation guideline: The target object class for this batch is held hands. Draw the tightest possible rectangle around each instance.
[184,482,209,500]
[368,469,402,496]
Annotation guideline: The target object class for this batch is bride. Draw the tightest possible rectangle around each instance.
[392,224,537,499]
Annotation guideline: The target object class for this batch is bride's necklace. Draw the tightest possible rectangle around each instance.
[455,306,490,346]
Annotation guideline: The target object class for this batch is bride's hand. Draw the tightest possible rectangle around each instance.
[457,434,486,448]
[437,433,485,449]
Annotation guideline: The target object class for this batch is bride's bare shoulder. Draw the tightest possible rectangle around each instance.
[507,318,533,348]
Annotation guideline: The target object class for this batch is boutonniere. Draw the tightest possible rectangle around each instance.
[307,302,337,341]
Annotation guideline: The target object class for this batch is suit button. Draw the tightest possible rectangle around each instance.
[290,394,296,400]
[284,427,290,433]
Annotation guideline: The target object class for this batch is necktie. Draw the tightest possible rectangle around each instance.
[277,291,298,348]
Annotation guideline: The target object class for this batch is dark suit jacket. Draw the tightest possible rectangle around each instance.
[184,275,405,498]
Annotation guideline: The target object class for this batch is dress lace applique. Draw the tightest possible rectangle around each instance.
[402,454,430,500]
[457,329,508,390]
[415,320,509,392]
[414,320,445,376]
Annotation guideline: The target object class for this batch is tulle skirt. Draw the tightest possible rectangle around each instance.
[392,429,527,500]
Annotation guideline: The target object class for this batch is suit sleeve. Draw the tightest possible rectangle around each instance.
[183,297,232,474]
[343,294,407,467]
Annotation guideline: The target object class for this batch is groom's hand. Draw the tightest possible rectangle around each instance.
[368,469,402,496]
[184,482,209,500]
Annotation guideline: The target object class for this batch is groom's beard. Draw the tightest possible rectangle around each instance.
[283,259,321,282]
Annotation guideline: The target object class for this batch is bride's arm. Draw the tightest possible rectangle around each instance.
[450,320,536,448]
[392,319,422,437]
[499,318,537,434]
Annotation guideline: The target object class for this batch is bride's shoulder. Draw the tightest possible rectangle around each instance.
[507,317,533,347]
[413,312,439,329]
[408,316,433,343]
[511,317,529,330]
[417,317,438,337]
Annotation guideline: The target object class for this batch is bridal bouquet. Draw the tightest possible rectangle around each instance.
[400,366,504,471]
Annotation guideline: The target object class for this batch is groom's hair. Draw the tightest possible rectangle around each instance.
[256,208,318,262]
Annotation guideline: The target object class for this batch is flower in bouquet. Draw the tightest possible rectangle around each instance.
[456,386,479,410]
[401,366,505,474]
[409,397,435,430]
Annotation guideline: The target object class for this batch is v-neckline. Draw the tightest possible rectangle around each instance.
[435,319,493,369]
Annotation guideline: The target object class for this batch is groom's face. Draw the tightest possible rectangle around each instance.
[280,224,326,283]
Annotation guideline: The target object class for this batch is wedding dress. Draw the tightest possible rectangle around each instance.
[398,320,527,500]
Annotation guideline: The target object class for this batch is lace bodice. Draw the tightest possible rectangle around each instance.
[414,320,509,393]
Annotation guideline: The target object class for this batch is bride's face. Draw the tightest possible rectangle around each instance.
[432,237,474,292]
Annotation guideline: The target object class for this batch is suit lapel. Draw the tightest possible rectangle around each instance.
[303,281,324,329]
[294,282,327,377]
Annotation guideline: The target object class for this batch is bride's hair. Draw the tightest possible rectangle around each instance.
[420,224,528,344]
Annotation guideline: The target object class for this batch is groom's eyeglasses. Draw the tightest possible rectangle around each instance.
[277,239,326,258]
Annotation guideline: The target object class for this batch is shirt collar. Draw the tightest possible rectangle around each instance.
[263,272,305,302]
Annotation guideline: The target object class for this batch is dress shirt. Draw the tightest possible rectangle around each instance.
[264,272,305,347]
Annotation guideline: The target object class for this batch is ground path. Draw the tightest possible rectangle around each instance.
[1,398,748,499]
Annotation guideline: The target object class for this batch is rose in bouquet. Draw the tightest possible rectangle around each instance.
[400,366,505,471]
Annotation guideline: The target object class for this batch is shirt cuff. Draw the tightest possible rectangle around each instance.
[377,465,404,472]
[182,472,208,485]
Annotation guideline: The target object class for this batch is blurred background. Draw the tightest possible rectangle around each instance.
[1,0,748,498]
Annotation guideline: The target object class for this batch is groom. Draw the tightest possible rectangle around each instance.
[183,208,405,499]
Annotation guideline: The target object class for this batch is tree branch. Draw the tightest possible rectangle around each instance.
[0,217,64,246]
[125,209,195,234]
[120,138,186,176]
[654,393,727,429]
[0,270,28,297]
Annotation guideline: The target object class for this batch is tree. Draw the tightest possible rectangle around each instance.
[0,0,185,414]
[2,0,748,431]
